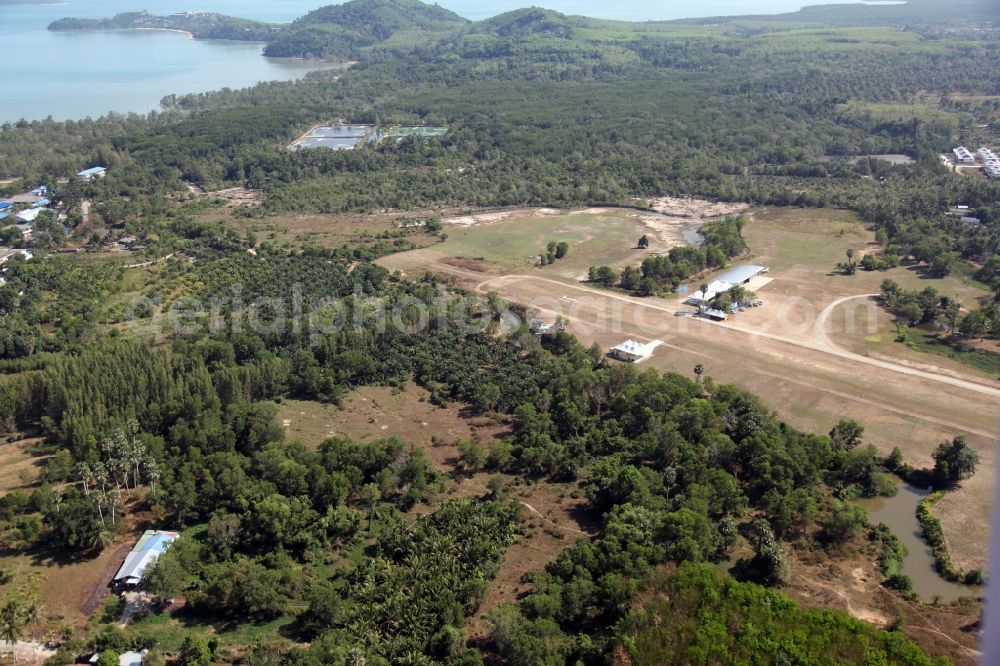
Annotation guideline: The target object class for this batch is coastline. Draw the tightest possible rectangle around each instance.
[130,27,195,40]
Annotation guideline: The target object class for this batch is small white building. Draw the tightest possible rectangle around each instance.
[529,319,554,335]
[77,166,107,181]
[609,339,655,363]
[953,146,976,164]
[90,650,146,666]
[14,208,41,224]
[529,318,566,335]
[0,249,32,264]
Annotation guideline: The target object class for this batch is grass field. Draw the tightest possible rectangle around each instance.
[380,207,698,281]
[740,207,986,303]
[0,438,52,493]
[225,210,440,252]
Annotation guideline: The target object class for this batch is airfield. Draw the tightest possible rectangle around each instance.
[379,203,998,573]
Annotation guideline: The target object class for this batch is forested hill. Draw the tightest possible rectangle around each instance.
[47,11,283,42]
[263,0,468,58]
[474,8,575,38]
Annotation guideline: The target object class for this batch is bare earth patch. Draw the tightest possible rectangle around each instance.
[788,548,982,666]
[443,208,561,227]
[206,187,262,207]
[645,196,748,218]
[0,438,51,492]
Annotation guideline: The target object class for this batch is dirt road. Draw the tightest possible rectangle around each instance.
[475,274,1000,399]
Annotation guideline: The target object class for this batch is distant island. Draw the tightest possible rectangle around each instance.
[48,11,283,42]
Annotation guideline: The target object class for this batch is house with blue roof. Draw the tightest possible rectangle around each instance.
[113,530,179,587]
[0,201,12,211]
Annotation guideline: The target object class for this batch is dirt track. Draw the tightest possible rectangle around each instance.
[476,274,1000,399]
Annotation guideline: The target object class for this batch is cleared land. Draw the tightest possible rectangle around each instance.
[384,206,709,281]
[379,204,998,572]
[226,211,441,251]
[0,438,52,493]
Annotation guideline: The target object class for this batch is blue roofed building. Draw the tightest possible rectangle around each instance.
[113,530,179,587]
[31,198,51,208]
[0,201,12,211]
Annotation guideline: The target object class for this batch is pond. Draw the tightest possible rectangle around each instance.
[858,480,981,602]
[682,224,705,247]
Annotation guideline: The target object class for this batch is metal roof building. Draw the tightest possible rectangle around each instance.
[0,249,33,264]
[716,265,767,285]
[702,308,729,321]
[113,530,179,586]
[0,201,12,210]
[687,265,768,305]
[90,650,147,666]
[77,166,107,180]
[689,279,733,303]
[609,339,656,362]
[14,208,41,224]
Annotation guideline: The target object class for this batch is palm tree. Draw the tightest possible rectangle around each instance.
[21,602,40,653]
[143,457,161,501]
[0,599,26,665]
[75,461,93,496]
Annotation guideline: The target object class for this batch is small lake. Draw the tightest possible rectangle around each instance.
[858,481,981,602]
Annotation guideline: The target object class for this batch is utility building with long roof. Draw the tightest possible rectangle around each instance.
[112,530,179,587]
